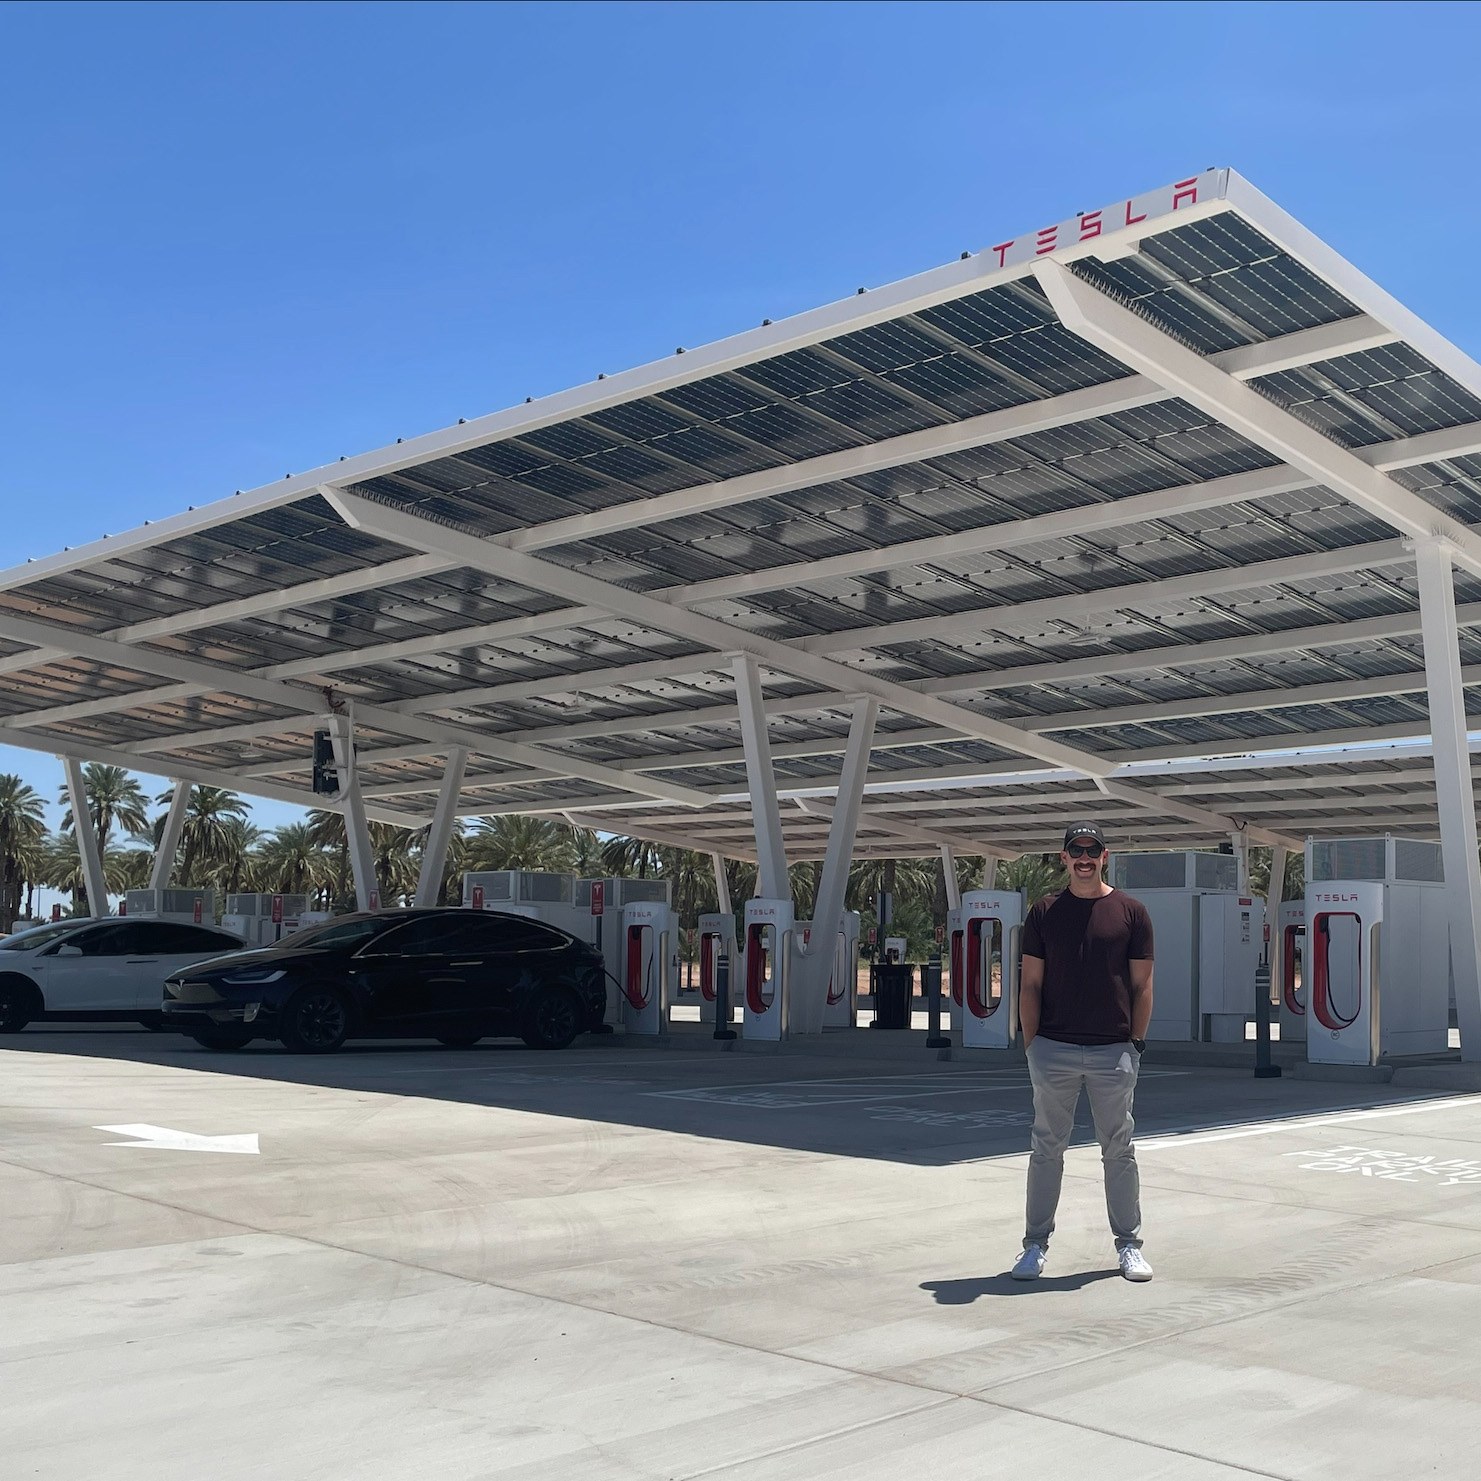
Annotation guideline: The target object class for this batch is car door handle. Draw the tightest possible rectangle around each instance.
[450,960,481,968]
[126,958,160,964]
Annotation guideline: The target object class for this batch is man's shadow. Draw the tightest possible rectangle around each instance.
[921,1270,1120,1303]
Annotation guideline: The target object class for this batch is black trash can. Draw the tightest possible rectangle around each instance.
[870,961,913,1030]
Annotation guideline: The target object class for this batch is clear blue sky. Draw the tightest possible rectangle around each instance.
[3,0,1480,852]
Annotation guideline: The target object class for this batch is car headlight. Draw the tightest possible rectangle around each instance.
[221,968,287,986]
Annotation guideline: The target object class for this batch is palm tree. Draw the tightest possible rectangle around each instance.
[846,856,935,915]
[599,832,661,880]
[256,823,329,897]
[44,832,131,913]
[307,809,351,908]
[206,817,265,896]
[58,764,149,854]
[166,786,249,887]
[569,825,603,876]
[115,848,155,892]
[1249,846,1304,904]
[471,815,579,873]
[0,775,46,931]
[994,854,1067,904]
[370,823,422,905]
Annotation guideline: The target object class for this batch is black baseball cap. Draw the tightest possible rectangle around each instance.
[1062,822,1106,849]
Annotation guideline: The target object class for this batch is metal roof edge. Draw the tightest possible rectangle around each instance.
[0,172,1234,596]
[1222,168,1481,400]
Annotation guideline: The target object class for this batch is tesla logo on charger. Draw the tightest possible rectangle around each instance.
[1314,892,1360,903]
[983,171,1218,271]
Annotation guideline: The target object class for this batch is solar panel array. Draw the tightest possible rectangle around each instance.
[2,171,1479,860]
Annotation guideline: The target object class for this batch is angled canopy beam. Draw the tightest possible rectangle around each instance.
[329,709,378,911]
[0,724,428,828]
[493,316,1395,555]
[485,599,1481,750]
[801,539,1407,656]
[734,655,791,899]
[150,780,191,891]
[326,489,1280,847]
[414,747,467,907]
[0,316,1408,686]
[327,488,1120,779]
[62,755,108,915]
[804,701,878,999]
[0,609,709,809]
[1034,258,1481,579]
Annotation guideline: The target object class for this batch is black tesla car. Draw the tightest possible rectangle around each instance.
[161,909,608,1054]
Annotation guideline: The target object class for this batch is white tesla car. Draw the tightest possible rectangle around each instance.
[0,917,246,1032]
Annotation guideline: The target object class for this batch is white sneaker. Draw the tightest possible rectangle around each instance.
[1118,1247,1154,1282]
[1011,1243,1047,1280]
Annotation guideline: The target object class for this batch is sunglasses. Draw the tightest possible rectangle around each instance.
[1065,842,1105,859]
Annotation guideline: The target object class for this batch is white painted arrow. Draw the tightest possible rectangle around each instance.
[95,1123,260,1155]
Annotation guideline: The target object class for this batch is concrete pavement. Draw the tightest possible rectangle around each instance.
[4,1026,1481,1478]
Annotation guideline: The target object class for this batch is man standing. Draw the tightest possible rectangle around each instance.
[1011,823,1155,1282]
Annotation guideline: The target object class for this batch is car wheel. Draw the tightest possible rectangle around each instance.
[279,985,352,1054]
[437,1033,483,1048]
[0,976,38,1033]
[521,985,583,1051]
[190,1029,255,1051]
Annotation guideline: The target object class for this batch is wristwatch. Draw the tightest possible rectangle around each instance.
[1131,1038,1146,1054]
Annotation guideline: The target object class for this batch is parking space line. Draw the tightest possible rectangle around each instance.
[1137,1092,1481,1151]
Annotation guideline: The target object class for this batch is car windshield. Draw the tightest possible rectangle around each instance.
[282,917,386,952]
[0,920,91,952]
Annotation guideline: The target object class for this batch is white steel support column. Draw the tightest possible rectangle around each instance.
[796,699,878,1031]
[940,844,962,912]
[733,655,790,900]
[61,756,108,916]
[414,747,467,907]
[711,853,732,918]
[150,780,190,891]
[1414,538,1481,1059]
[1230,829,1251,894]
[329,710,379,912]
[1267,843,1288,1014]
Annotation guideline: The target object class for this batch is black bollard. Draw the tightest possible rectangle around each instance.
[925,954,950,1048]
[1253,961,1280,1078]
[713,953,737,1041]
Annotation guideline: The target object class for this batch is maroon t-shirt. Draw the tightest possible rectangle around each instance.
[1021,887,1154,1046]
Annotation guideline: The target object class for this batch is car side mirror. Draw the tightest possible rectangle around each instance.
[55,944,83,957]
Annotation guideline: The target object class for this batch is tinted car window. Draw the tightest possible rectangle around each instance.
[476,917,570,952]
[147,924,243,954]
[1,920,97,952]
[51,923,148,957]
[287,918,385,952]
[367,916,498,956]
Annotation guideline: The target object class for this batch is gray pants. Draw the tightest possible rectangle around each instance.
[1024,1036,1143,1251]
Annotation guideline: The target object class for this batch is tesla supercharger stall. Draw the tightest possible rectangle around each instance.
[1108,852,1263,1043]
[743,898,793,1042]
[946,907,963,1037]
[462,872,673,1030]
[697,911,739,1034]
[960,889,1023,1050]
[1304,836,1451,1066]
[824,910,861,1029]
[1278,899,1307,1045]
[620,899,678,1036]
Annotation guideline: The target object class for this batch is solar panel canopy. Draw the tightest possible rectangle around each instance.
[6,166,1481,862]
